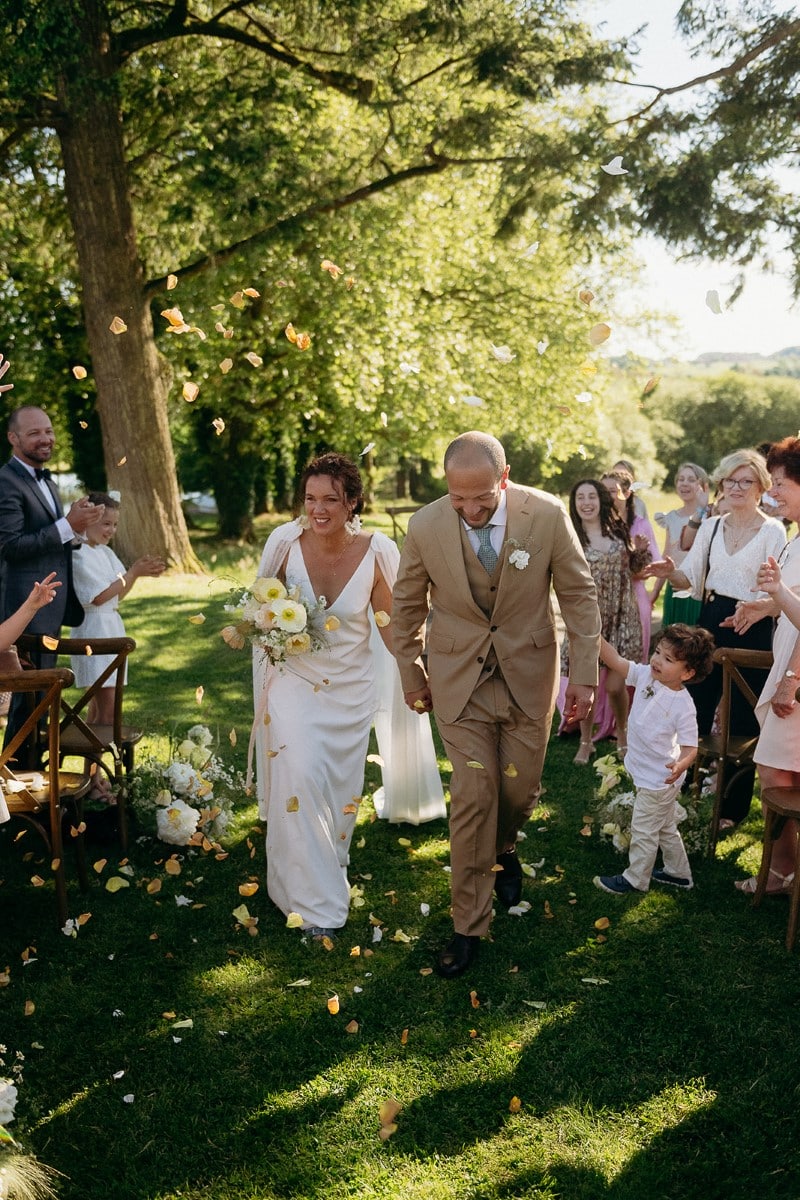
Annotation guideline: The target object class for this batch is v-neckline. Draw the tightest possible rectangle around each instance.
[296,535,373,609]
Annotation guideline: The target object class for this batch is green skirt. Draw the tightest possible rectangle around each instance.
[661,581,702,628]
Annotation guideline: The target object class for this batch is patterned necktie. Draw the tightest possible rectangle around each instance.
[475,524,498,573]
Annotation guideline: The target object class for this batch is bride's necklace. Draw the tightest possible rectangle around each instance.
[314,533,355,575]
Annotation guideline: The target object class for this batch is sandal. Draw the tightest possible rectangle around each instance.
[735,868,795,896]
[573,740,595,766]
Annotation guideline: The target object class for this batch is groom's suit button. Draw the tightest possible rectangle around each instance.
[477,656,484,663]
[490,625,497,632]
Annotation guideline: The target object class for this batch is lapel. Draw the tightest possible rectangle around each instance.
[493,486,540,612]
[7,458,62,521]
[431,504,486,621]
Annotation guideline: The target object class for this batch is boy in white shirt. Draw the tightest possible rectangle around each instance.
[593,623,715,894]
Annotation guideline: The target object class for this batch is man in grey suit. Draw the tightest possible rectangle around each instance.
[0,405,103,760]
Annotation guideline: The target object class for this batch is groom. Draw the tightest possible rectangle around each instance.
[392,432,600,977]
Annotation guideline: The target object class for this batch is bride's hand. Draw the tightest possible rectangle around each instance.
[404,686,432,714]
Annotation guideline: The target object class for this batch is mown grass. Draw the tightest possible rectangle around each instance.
[2,513,799,1200]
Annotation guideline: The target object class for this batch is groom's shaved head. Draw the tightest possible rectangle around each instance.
[444,432,506,479]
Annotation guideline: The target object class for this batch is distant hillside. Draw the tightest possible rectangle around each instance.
[694,346,800,365]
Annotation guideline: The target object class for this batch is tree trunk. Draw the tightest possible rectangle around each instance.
[54,0,201,571]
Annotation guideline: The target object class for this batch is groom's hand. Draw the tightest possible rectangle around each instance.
[404,686,433,714]
[564,683,594,723]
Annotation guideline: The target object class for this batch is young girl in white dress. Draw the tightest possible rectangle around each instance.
[69,493,165,725]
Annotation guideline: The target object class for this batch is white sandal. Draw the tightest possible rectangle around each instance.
[735,868,795,895]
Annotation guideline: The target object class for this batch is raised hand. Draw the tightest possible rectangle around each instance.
[29,571,61,609]
[644,556,676,580]
[132,555,167,578]
[756,555,782,594]
[0,354,12,394]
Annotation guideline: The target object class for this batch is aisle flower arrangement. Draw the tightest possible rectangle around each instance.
[591,752,711,857]
[0,1046,59,1200]
[221,576,328,665]
[128,725,245,847]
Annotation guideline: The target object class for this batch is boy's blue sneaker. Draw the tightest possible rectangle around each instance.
[651,868,693,890]
[592,874,640,895]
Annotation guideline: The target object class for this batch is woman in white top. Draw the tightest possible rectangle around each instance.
[647,449,786,825]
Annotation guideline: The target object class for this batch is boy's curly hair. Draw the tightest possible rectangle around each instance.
[657,624,715,682]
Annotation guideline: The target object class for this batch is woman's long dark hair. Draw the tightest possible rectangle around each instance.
[568,479,632,551]
[601,469,636,529]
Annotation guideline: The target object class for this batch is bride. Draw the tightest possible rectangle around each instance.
[253,452,445,938]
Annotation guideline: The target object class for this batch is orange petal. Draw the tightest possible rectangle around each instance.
[166,274,178,290]
[327,994,340,1015]
[238,882,259,897]
[509,1096,522,1113]
[72,365,87,380]
[183,381,199,403]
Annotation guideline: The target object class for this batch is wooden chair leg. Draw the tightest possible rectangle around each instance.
[708,759,724,857]
[753,807,776,908]
[787,866,800,952]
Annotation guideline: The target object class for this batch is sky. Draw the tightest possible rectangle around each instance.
[591,1,800,360]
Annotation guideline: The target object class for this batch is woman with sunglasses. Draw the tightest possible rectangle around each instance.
[647,449,786,827]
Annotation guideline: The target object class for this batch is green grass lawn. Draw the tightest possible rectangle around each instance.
[2,516,799,1200]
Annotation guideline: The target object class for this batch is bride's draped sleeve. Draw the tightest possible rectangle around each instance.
[370,531,446,825]
[251,522,303,819]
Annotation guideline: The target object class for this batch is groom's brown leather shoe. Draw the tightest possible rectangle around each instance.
[495,848,523,908]
[434,933,480,978]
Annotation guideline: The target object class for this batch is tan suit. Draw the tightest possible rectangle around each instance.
[392,483,600,935]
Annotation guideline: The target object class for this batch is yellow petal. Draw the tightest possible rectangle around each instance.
[79,420,88,429]
[183,381,199,403]
[166,274,178,290]
[397,837,412,847]
[70,821,87,837]
[345,1019,359,1034]
[509,1096,522,1113]
[230,290,245,309]
[243,287,260,298]
[400,1028,409,1045]
[195,686,204,705]
[105,876,130,893]
[342,803,358,815]
[238,882,259,897]
[42,635,59,651]
[72,365,87,380]
[117,456,127,467]
[504,763,518,778]
[30,875,45,887]
[466,760,484,769]
[219,358,233,374]
[594,916,611,930]
[164,857,181,876]
[578,288,594,306]
[286,795,300,813]
[146,879,162,894]
[374,610,390,627]
[419,967,433,976]
[24,1000,35,1016]
[85,645,93,656]
[161,306,185,327]
[470,990,480,1009]
[93,858,107,874]
[109,316,127,335]
[212,418,225,436]
[379,1099,402,1126]
[295,331,311,351]
[324,615,340,632]
[188,613,206,624]
[77,912,91,926]
[378,1125,397,1141]
[244,352,263,368]
[327,994,340,1014]
[579,824,592,837]
[285,911,303,928]
[284,323,298,344]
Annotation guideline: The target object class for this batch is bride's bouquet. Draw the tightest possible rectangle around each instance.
[221,576,329,665]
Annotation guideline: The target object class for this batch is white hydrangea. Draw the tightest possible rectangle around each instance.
[0,1078,18,1125]
[186,725,213,747]
[156,798,201,846]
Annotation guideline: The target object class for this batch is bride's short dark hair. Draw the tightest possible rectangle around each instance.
[301,452,365,516]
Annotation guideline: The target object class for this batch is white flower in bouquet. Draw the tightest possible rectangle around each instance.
[271,598,307,633]
[164,761,198,796]
[241,595,264,624]
[155,788,173,807]
[177,739,196,759]
[157,798,201,845]
[251,576,287,604]
[0,1078,18,1125]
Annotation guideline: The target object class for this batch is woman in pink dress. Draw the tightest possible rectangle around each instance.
[601,470,658,658]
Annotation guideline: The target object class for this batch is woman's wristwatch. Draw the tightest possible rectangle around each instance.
[687,507,708,530]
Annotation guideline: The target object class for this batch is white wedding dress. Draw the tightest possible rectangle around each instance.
[253,524,445,930]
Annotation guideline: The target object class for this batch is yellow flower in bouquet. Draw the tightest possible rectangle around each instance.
[252,576,287,603]
[285,631,312,655]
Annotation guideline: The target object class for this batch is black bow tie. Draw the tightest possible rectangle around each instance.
[34,468,51,481]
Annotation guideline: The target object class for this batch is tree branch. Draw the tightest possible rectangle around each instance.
[115,4,375,102]
[617,16,800,123]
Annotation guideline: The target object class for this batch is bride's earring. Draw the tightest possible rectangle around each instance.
[345,513,361,535]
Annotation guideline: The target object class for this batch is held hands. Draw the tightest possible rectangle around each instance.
[67,496,105,535]
[404,685,433,715]
[28,572,61,611]
[564,683,594,723]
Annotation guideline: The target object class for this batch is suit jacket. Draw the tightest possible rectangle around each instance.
[392,483,601,724]
[0,458,83,633]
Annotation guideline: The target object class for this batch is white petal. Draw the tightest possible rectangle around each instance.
[601,155,628,176]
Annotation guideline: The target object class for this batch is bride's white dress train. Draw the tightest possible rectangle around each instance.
[253,526,445,930]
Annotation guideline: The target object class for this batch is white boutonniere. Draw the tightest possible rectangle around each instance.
[508,549,530,570]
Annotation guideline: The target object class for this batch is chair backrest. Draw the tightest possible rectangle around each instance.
[19,633,136,750]
[714,646,774,744]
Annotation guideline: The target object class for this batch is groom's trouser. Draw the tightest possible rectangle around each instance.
[436,670,551,937]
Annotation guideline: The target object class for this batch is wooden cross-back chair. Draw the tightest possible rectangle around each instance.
[0,657,91,927]
[19,633,141,851]
[694,646,773,856]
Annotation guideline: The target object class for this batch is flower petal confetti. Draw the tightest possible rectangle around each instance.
[105,876,130,893]
[188,613,206,625]
[705,289,722,315]
[601,155,628,176]
[212,418,225,436]
[219,358,234,374]
[588,323,611,346]
[509,1095,522,1113]
[109,316,127,335]
[166,274,178,290]
[489,343,515,364]
[285,912,304,928]
[183,381,199,403]
[244,352,263,368]
[374,611,390,628]
[72,365,88,380]
[327,994,340,1015]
